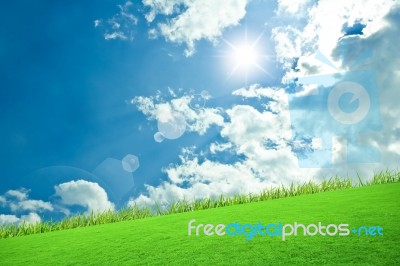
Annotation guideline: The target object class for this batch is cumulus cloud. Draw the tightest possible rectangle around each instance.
[0,214,20,226]
[276,0,314,17]
[129,85,318,208]
[21,212,41,225]
[143,0,249,56]
[330,7,400,170]
[220,87,314,180]
[9,200,53,213]
[131,159,261,208]
[209,142,233,154]
[232,84,288,114]
[54,180,114,213]
[133,93,224,136]
[1,189,53,213]
[5,189,29,201]
[273,0,397,70]
[272,1,400,175]
[97,0,249,54]
[0,213,41,226]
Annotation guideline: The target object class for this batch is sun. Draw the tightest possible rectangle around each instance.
[221,31,271,82]
[232,43,259,69]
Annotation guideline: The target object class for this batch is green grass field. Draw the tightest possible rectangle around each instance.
[0,182,399,265]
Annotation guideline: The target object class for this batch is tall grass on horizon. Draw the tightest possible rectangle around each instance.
[1,170,399,239]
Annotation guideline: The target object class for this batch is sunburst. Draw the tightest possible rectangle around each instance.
[221,30,272,83]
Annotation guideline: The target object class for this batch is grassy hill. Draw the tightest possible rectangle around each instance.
[0,182,399,265]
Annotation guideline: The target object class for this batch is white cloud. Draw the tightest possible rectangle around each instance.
[232,84,288,113]
[272,2,400,177]
[129,85,318,208]
[54,180,114,213]
[2,189,53,213]
[94,19,101,28]
[233,84,282,99]
[273,0,398,71]
[222,104,288,147]
[0,196,6,206]
[104,32,127,40]
[5,189,28,201]
[99,0,248,54]
[271,0,400,130]
[276,0,314,17]
[143,0,249,56]
[20,213,41,225]
[209,142,233,154]
[0,214,19,226]
[219,93,314,181]
[0,213,41,226]
[96,1,138,41]
[142,0,180,22]
[306,0,395,55]
[10,200,53,213]
[129,157,270,208]
[330,7,400,170]
[133,94,224,136]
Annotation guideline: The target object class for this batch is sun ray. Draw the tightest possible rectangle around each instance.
[254,62,273,78]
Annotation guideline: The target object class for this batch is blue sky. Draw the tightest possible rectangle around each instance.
[1,0,399,225]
